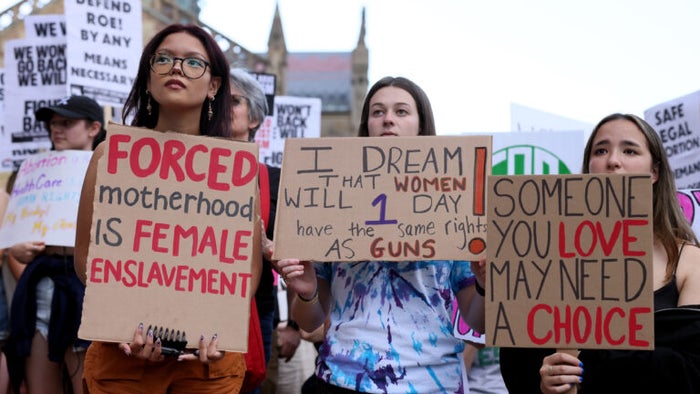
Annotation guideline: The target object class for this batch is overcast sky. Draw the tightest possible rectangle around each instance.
[2,0,699,134]
[199,0,700,135]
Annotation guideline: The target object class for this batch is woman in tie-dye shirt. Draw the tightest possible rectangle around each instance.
[276,76,486,393]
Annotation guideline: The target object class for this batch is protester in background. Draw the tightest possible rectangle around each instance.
[229,67,315,394]
[2,172,26,288]
[275,76,486,393]
[230,67,279,368]
[464,343,508,394]
[229,67,293,393]
[0,177,14,394]
[3,95,105,394]
[502,113,700,393]
[75,24,258,393]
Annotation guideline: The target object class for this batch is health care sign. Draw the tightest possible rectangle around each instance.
[485,174,654,350]
[78,124,259,352]
[273,136,492,261]
[0,150,91,248]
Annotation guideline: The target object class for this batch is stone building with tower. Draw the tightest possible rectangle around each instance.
[0,0,368,137]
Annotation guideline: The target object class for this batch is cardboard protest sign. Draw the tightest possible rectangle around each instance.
[78,124,259,352]
[255,96,322,167]
[65,0,141,105]
[453,130,585,342]
[273,136,492,262]
[0,150,92,248]
[644,91,700,189]
[486,174,654,350]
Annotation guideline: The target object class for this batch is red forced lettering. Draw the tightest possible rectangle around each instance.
[107,134,131,174]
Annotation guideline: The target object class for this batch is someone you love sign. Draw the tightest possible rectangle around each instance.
[486,174,654,350]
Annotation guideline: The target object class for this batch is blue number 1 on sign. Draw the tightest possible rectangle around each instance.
[365,194,398,226]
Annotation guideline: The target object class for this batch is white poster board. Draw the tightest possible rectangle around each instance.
[24,14,66,40]
[0,150,92,248]
[644,91,700,189]
[255,96,322,167]
[3,34,66,169]
[65,0,142,105]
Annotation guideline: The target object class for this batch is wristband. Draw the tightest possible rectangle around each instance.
[297,288,319,304]
[474,281,486,297]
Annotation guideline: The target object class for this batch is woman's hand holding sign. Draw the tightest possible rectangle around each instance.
[540,351,583,394]
[276,258,328,334]
[119,323,165,362]
[471,259,486,292]
[118,323,223,363]
[275,258,315,295]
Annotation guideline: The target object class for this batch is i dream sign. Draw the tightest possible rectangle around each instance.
[273,136,492,262]
[486,174,654,350]
[79,124,260,352]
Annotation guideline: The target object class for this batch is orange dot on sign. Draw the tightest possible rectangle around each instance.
[469,238,486,254]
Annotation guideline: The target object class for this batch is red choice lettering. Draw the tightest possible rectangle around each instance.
[526,303,651,347]
[107,134,257,190]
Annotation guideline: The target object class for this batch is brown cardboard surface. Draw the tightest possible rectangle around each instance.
[273,136,492,262]
[78,124,259,352]
[485,174,654,350]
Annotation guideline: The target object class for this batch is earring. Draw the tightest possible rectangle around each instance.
[207,96,214,121]
[146,91,152,116]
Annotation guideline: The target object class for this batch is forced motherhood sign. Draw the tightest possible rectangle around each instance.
[79,124,260,352]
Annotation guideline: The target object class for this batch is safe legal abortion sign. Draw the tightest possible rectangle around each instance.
[79,124,259,352]
[485,174,654,350]
[273,136,492,261]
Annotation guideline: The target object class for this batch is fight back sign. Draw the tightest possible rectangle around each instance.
[273,136,492,262]
[486,174,654,350]
[78,124,259,352]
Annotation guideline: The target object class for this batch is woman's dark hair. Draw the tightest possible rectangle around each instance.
[357,76,436,137]
[583,113,698,280]
[122,24,232,137]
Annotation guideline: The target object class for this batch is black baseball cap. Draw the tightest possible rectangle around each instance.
[35,95,105,129]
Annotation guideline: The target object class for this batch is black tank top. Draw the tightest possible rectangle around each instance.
[653,242,686,311]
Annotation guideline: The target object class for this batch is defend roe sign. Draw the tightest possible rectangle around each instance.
[273,136,492,261]
[79,124,259,352]
[486,174,654,350]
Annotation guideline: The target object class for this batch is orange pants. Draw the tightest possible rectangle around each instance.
[82,342,245,394]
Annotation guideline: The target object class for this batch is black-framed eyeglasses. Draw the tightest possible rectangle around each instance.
[150,53,210,79]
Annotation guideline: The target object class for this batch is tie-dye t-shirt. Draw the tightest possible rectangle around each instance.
[314,260,475,393]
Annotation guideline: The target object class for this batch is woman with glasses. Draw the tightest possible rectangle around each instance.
[4,95,105,394]
[75,24,255,393]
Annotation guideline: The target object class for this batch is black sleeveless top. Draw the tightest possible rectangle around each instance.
[501,242,687,394]
[654,242,685,311]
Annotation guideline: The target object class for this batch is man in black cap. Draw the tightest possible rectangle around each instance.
[34,95,106,150]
